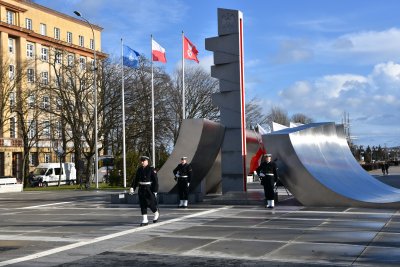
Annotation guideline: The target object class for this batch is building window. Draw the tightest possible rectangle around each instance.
[9,92,15,108]
[6,10,14,25]
[8,38,14,53]
[67,54,74,66]
[55,120,61,138]
[40,23,47,35]
[28,94,35,108]
[70,154,75,163]
[26,18,32,30]
[10,117,16,138]
[67,32,72,44]
[41,72,49,85]
[79,57,86,70]
[43,120,50,138]
[28,120,36,139]
[26,43,34,58]
[42,95,50,110]
[44,153,51,163]
[55,51,62,64]
[29,152,38,166]
[9,65,15,80]
[56,97,62,110]
[90,39,94,50]
[41,47,48,61]
[27,69,35,83]
[54,27,60,40]
[79,35,84,47]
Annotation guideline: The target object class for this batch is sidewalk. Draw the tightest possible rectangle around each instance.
[370,165,400,189]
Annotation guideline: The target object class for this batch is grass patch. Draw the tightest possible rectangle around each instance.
[24,183,126,191]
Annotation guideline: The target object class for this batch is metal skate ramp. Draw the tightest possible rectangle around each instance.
[157,119,225,193]
[262,122,400,208]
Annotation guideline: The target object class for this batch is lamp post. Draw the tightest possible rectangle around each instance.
[74,11,98,189]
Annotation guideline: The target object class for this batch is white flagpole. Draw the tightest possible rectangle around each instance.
[182,31,185,120]
[151,35,156,167]
[121,38,127,188]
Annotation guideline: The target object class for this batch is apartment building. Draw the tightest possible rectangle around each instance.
[0,0,106,179]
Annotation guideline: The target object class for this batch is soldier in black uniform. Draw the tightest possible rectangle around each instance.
[129,156,159,226]
[256,153,278,208]
[173,156,192,208]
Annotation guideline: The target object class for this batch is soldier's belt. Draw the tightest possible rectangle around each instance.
[139,182,151,185]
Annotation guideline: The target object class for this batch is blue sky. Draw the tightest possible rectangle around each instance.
[36,0,400,147]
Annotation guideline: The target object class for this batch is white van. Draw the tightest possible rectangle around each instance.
[31,163,76,187]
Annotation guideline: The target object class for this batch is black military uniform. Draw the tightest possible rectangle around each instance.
[130,156,159,226]
[256,154,278,208]
[173,157,192,208]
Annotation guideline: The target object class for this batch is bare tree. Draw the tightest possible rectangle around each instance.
[266,106,289,127]
[0,57,19,137]
[245,97,269,129]
[291,113,313,124]
[41,48,109,185]
[169,65,219,143]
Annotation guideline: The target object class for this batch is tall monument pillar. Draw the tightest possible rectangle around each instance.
[205,8,246,193]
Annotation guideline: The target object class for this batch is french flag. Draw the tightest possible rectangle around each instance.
[152,39,167,63]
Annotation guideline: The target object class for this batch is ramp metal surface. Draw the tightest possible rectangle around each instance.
[158,119,225,193]
[262,122,400,208]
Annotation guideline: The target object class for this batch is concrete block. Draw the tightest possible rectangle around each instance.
[211,63,240,83]
[221,129,244,151]
[205,35,240,55]
[126,193,139,204]
[221,151,245,174]
[159,193,179,204]
[219,80,240,93]
[214,51,239,65]
[221,173,245,193]
[0,184,23,193]
[110,193,128,204]
[218,8,241,35]
[212,91,241,111]
[218,109,242,128]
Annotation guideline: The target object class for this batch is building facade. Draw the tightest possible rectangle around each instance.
[0,0,106,179]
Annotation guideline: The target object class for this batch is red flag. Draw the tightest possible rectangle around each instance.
[183,36,199,63]
[152,39,166,63]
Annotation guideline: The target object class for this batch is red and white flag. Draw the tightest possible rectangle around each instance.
[152,39,167,63]
[183,36,199,63]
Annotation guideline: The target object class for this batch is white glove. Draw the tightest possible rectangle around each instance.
[154,192,158,197]
[175,174,179,178]
[259,173,265,177]
[274,182,277,187]
[129,187,134,195]
[187,183,190,187]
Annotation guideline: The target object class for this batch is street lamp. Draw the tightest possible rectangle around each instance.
[74,11,98,189]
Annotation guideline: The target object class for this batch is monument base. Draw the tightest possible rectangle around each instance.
[110,192,204,205]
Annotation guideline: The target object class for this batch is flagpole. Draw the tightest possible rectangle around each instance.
[151,35,156,167]
[121,38,127,188]
[182,31,185,120]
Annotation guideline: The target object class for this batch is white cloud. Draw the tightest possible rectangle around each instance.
[316,28,400,64]
[277,61,400,146]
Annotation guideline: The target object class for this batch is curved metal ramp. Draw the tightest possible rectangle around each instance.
[158,119,225,193]
[262,122,400,208]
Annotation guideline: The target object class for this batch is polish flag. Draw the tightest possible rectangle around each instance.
[183,36,199,63]
[152,39,167,63]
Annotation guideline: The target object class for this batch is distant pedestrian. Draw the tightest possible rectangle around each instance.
[384,162,390,175]
[256,154,278,208]
[381,164,386,175]
[173,156,192,208]
[130,156,159,226]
